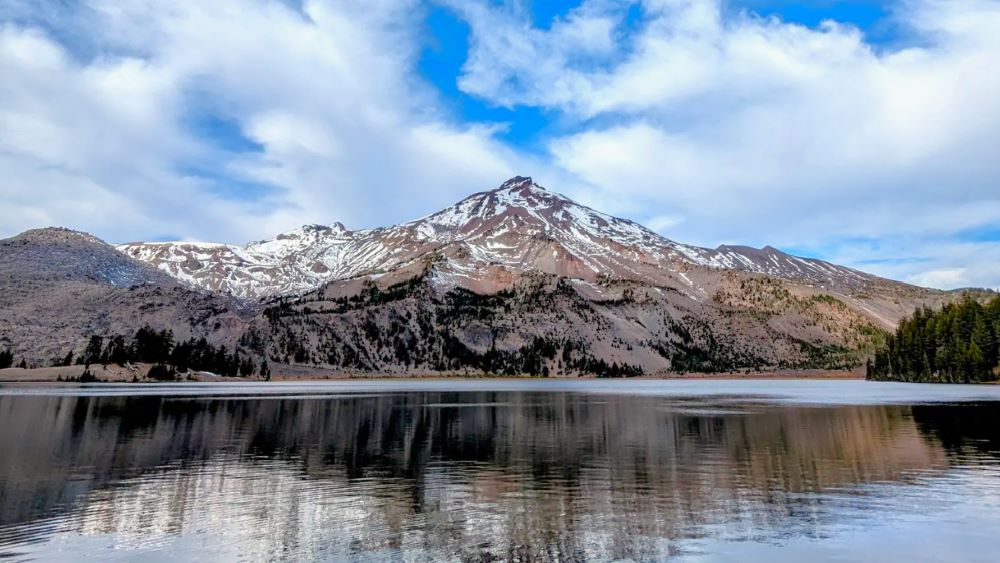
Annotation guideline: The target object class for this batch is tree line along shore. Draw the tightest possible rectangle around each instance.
[0,327,270,382]
[4,296,999,383]
[867,295,1000,383]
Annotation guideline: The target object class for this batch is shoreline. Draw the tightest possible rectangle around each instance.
[273,368,864,382]
[0,365,864,383]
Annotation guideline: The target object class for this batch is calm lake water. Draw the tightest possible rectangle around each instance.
[2,380,1000,562]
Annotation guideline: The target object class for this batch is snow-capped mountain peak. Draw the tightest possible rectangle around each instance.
[117,177,886,299]
[414,177,653,244]
[414,176,569,233]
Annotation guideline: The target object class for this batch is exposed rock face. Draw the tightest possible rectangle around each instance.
[4,228,177,287]
[119,177,888,299]
[1,179,987,375]
[243,268,954,377]
[0,228,249,365]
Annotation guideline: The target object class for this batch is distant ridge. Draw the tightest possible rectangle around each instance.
[2,178,983,376]
[120,177,890,299]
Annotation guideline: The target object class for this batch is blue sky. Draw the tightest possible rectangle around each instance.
[142,0,908,185]
[416,0,896,149]
[1,0,999,289]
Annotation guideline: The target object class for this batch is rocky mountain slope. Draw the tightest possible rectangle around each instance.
[0,228,248,366]
[226,178,966,376]
[119,177,883,300]
[242,271,885,376]
[2,178,984,376]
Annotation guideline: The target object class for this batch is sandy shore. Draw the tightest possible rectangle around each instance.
[0,364,253,383]
[0,364,145,382]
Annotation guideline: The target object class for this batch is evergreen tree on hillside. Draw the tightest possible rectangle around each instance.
[64,326,261,379]
[868,295,1000,383]
[105,335,130,365]
[0,348,13,369]
[134,327,173,363]
[83,336,104,365]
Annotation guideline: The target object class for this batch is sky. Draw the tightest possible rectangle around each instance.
[1,0,999,290]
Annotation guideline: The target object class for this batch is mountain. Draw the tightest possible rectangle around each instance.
[5,228,177,287]
[119,177,882,300]
[2,178,983,376]
[0,228,248,365]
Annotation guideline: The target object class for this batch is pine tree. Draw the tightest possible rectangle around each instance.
[972,316,996,375]
[0,349,13,370]
[868,295,1000,383]
[106,335,129,366]
[83,336,104,365]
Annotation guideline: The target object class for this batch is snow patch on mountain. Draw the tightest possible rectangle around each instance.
[118,177,885,299]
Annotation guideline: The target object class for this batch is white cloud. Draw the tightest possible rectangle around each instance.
[2,0,1000,290]
[909,268,969,288]
[646,214,685,231]
[448,0,1000,288]
[823,237,1000,291]
[0,0,526,244]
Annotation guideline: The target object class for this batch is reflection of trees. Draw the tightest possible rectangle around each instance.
[0,394,965,560]
[912,403,1000,456]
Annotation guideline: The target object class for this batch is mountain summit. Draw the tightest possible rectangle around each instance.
[1,177,976,375]
[119,177,882,300]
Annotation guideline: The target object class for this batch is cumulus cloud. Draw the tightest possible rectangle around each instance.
[2,0,999,290]
[0,0,525,243]
[448,0,1000,288]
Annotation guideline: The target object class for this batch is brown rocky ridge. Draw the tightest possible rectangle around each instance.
[1,178,991,377]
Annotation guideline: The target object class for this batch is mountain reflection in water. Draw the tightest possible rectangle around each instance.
[1,391,999,561]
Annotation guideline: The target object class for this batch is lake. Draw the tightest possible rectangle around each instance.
[1,380,1000,562]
